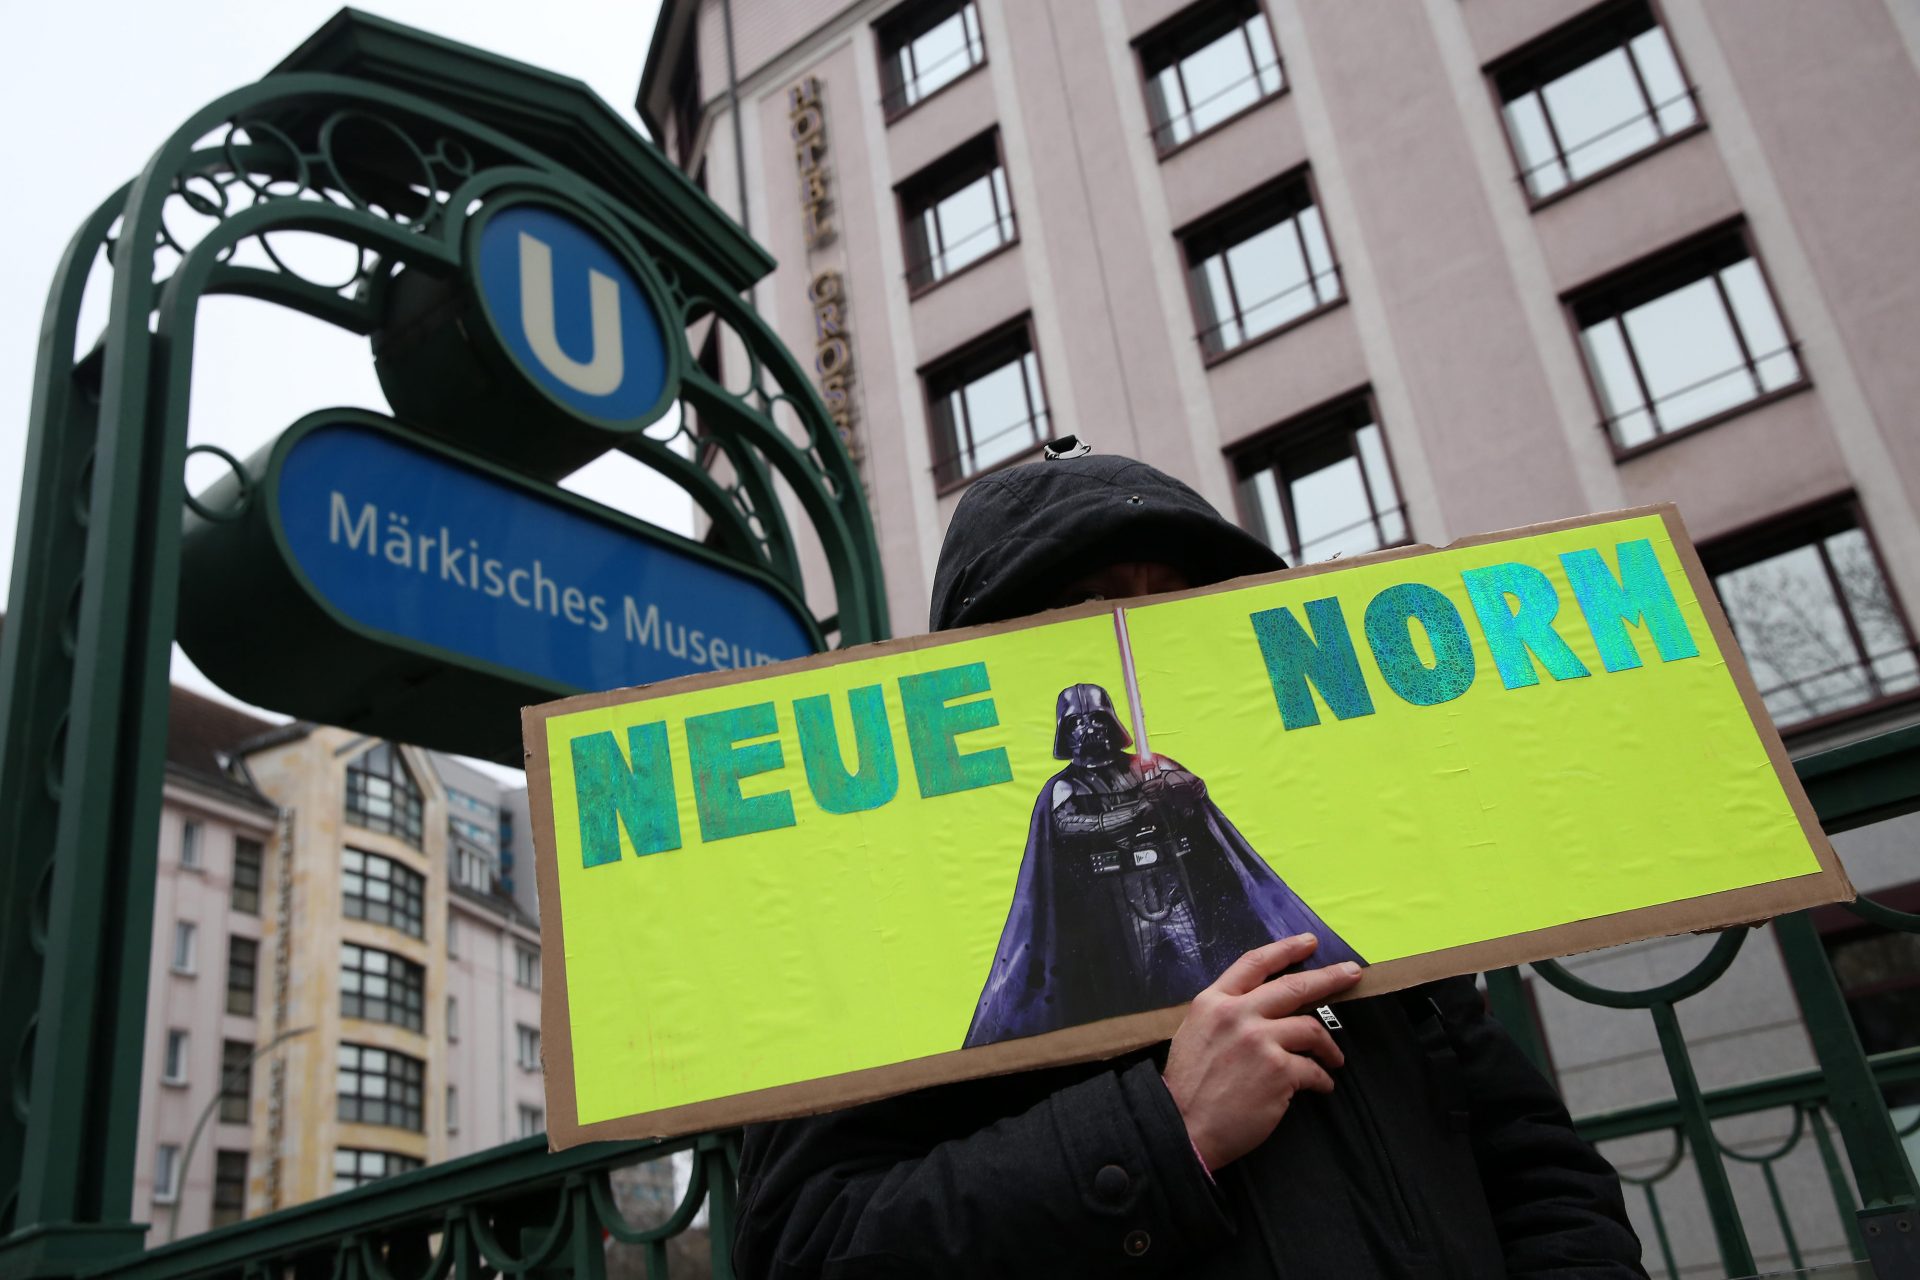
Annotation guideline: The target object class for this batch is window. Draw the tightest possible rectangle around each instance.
[220,1040,252,1124]
[878,0,984,118]
[1817,885,1920,1109]
[899,132,1015,292]
[925,321,1050,489]
[447,1084,460,1135]
[515,945,540,991]
[447,916,460,959]
[1233,393,1408,566]
[517,1024,541,1071]
[1572,226,1802,451]
[180,820,203,870]
[453,845,496,895]
[226,936,258,1017]
[343,848,426,939]
[337,1043,425,1131]
[172,921,198,975]
[1139,0,1284,153]
[1704,502,1918,730]
[332,1148,423,1193]
[163,1029,190,1084]
[448,790,498,850]
[154,1144,182,1204]
[447,995,460,1043]
[1183,172,1341,359]
[1491,0,1698,201]
[452,816,496,851]
[345,742,424,847]
[231,837,263,915]
[341,943,426,1032]
[518,1104,545,1138]
[212,1150,247,1227]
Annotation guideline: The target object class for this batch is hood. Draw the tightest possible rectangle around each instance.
[929,454,1286,630]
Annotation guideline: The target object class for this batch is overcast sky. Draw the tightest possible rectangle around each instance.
[0,0,679,780]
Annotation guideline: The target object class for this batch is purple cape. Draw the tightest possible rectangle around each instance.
[962,756,1364,1049]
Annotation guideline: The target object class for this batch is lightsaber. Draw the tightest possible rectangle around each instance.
[1112,607,1150,765]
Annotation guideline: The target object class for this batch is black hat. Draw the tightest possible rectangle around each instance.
[929,451,1286,631]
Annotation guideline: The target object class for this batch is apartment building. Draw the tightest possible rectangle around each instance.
[637,2,1920,1272]
[131,689,279,1242]
[132,692,542,1240]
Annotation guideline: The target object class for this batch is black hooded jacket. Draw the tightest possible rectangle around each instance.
[735,456,1646,1279]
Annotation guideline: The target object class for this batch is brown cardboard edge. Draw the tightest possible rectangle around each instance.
[528,501,1857,1150]
[523,705,584,1150]
[1654,504,1854,899]
[549,865,1847,1148]
[522,504,1693,725]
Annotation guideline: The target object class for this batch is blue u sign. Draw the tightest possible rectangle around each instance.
[474,204,673,429]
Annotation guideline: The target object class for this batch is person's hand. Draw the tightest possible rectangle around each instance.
[1160,934,1364,1170]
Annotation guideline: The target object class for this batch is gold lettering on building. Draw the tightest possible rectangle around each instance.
[808,268,859,462]
[788,77,835,248]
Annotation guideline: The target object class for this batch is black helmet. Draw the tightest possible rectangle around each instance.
[1052,683,1132,760]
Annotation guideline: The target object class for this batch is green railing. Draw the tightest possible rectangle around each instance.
[1577,1050,1920,1278]
[89,725,1920,1279]
[107,1133,741,1280]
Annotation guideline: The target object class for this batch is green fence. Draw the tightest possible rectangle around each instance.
[87,726,1920,1279]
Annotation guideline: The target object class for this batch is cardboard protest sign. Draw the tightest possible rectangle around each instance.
[523,505,1848,1149]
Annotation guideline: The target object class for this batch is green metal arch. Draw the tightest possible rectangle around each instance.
[0,57,884,1275]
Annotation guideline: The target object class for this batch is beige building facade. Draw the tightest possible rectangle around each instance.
[640,0,1920,753]
[638,2,1920,1273]
[132,693,543,1241]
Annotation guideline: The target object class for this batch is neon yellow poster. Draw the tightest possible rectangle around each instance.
[524,507,1846,1148]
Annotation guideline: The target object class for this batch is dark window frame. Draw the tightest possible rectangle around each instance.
[877,0,988,122]
[332,1147,423,1192]
[1135,0,1287,158]
[1796,880,1920,1107]
[340,941,427,1033]
[219,1039,252,1125]
[920,315,1053,494]
[336,1042,426,1132]
[1485,0,1705,208]
[896,129,1018,296]
[1178,167,1344,364]
[342,847,427,940]
[1226,387,1412,567]
[344,743,425,849]
[212,1149,248,1228]
[225,936,258,1018]
[1700,494,1920,737]
[1563,219,1808,460]
[230,837,263,915]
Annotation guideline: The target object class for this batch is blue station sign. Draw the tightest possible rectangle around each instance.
[472,203,675,431]
[178,411,820,762]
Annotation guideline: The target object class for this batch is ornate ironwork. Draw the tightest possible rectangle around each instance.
[0,17,885,1275]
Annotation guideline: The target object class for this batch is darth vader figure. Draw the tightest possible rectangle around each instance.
[963,683,1363,1049]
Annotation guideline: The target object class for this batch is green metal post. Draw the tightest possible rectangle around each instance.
[705,1138,738,1280]
[1484,966,1553,1079]
[1809,1104,1871,1259]
[1650,1001,1756,1277]
[1775,910,1919,1273]
[1641,1181,1681,1280]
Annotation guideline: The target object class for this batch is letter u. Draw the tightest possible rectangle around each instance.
[518,232,624,396]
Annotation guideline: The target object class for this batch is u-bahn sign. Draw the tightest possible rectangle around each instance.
[0,13,892,1266]
[472,203,674,429]
[373,196,686,482]
[178,411,820,762]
